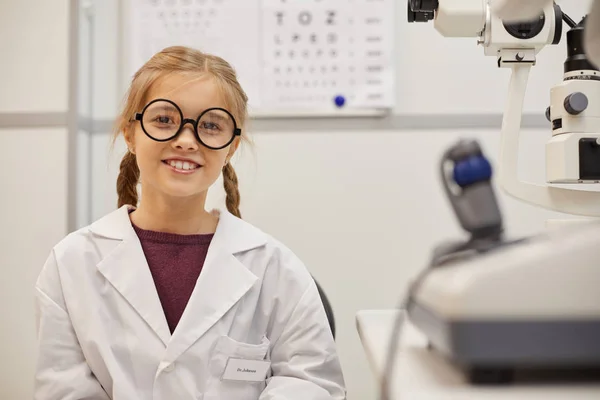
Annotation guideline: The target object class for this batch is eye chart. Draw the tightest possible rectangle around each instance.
[129,0,263,109]
[128,0,395,116]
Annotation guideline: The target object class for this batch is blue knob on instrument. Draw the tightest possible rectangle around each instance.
[453,155,492,187]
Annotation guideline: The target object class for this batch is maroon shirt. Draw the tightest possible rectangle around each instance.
[132,223,213,334]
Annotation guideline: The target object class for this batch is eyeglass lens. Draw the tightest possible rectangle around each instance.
[142,100,235,148]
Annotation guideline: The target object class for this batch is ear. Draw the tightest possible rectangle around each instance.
[227,137,241,158]
[123,127,136,154]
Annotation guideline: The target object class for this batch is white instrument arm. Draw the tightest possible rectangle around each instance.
[499,64,600,217]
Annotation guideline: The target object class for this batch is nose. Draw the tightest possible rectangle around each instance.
[171,121,199,152]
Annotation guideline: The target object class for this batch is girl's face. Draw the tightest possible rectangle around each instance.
[126,73,239,203]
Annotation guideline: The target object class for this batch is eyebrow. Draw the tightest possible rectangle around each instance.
[155,106,178,113]
[202,111,230,123]
[145,98,233,122]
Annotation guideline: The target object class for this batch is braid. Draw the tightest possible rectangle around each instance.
[223,163,241,218]
[116,151,140,208]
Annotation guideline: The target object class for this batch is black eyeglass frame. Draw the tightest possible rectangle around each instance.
[134,98,242,150]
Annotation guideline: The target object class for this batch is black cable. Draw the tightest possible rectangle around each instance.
[377,235,518,400]
[377,295,409,400]
[378,239,478,400]
[563,12,577,28]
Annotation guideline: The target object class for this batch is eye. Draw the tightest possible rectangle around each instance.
[155,115,175,124]
[201,121,221,130]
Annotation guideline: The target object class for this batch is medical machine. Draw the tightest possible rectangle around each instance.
[398,0,600,385]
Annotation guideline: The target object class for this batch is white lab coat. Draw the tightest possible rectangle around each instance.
[34,205,346,400]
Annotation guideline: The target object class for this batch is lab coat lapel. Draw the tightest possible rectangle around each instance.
[165,209,267,362]
[92,206,171,346]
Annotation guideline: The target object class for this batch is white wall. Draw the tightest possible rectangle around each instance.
[0,2,69,113]
[0,1,70,398]
[230,128,571,399]
[0,128,69,398]
[83,1,596,400]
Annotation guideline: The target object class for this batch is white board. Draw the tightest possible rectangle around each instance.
[128,0,395,117]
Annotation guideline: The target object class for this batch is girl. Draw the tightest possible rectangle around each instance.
[34,46,346,400]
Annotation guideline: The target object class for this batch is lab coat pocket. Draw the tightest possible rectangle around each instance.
[205,335,271,400]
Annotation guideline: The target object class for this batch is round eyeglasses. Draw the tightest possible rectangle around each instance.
[134,98,241,150]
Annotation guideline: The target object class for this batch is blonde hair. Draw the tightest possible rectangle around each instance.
[113,46,249,218]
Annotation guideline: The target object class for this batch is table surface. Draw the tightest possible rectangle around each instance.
[356,309,600,400]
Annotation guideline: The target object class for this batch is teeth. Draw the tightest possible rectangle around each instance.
[168,160,198,171]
